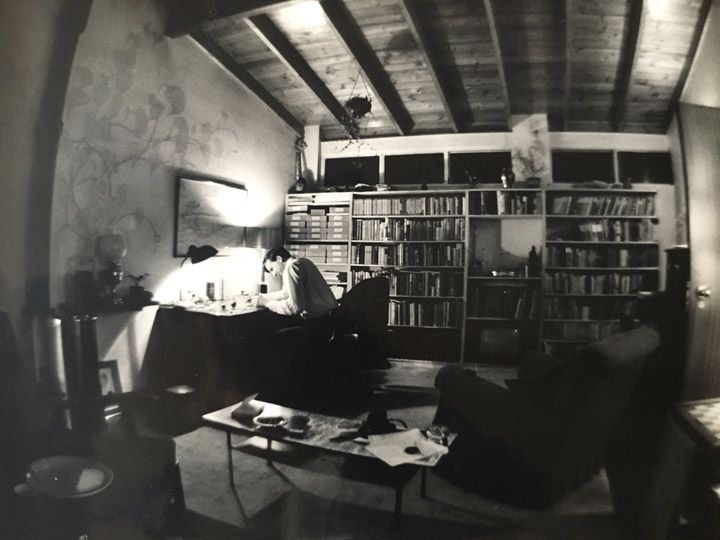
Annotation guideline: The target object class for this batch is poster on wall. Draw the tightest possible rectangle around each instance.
[174,176,247,257]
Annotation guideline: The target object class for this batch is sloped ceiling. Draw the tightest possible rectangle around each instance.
[164,0,711,140]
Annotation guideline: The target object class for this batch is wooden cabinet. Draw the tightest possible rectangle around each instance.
[282,187,662,363]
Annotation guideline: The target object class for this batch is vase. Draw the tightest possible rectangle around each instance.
[500,167,515,188]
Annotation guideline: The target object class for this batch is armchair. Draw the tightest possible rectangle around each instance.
[433,324,660,509]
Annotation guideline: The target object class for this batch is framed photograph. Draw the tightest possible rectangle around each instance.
[174,175,248,257]
[98,360,122,396]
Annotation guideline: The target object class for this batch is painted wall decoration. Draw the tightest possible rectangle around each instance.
[174,176,247,256]
[511,114,552,186]
[50,0,296,307]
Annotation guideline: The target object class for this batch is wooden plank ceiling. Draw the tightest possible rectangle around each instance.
[165,0,711,140]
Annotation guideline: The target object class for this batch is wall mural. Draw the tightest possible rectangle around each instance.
[53,18,242,297]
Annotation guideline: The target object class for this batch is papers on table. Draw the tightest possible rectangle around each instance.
[366,428,449,467]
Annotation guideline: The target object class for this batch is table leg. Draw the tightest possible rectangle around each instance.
[420,467,427,498]
[226,430,235,486]
[394,486,402,520]
[266,437,273,466]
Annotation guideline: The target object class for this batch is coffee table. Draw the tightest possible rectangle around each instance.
[202,400,447,518]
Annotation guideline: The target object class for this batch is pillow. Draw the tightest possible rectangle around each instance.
[505,361,567,412]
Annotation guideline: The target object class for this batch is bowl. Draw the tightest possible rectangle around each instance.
[253,415,287,428]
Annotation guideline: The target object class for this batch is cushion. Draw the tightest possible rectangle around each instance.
[505,361,567,412]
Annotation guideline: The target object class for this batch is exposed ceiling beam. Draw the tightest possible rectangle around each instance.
[246,14,349,127]
[662,0,713,132]
[319,0,414,136]
[191,30,304,136]
[482,0,512,132]
[398,0,461,133]
[610,0,646,132]
[562,0,573,131]
[165,0,302,38]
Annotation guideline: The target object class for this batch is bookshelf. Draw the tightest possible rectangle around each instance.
[542,188,659,358]
[282,186,663,363]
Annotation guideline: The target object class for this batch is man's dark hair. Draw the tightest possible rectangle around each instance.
[263,247,291,263]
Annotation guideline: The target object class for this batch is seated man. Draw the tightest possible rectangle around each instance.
[254,248,343,407]
[257,246,337,339]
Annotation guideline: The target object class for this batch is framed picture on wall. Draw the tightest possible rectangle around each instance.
[174,175,248,257]
[98,360,122,396]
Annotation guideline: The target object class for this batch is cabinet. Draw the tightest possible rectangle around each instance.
[285,192,351,297]
[542,188,659,358]
[282,187,663,364]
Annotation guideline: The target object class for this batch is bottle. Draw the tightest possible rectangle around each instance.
[528,246,540,277]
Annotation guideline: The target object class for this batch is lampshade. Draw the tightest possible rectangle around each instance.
[182,244,218,266]
[244,227,281,249]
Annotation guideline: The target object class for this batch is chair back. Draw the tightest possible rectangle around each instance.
[554,325,661,477]
[337,276,389,344]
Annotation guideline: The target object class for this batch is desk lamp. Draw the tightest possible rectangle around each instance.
[181,245,218,266]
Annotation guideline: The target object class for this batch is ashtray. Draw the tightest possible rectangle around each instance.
[337,419,361,431]
[253,415,287,428]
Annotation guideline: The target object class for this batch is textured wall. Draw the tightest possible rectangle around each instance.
[50,0,296,308]
[47,0,296,386]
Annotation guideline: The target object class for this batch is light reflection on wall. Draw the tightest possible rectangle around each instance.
[154,247,266,303]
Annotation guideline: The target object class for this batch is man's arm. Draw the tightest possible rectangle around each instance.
[257,290,287,306]
[262,261,304,315]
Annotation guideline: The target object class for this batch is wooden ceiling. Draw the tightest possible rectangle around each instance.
[164,0,711,140]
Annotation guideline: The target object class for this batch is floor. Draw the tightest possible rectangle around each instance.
[172,360,623,539]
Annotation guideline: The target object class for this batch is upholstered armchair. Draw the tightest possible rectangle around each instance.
[433,324,660,509]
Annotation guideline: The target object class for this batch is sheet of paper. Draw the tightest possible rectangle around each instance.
[366,429,449,467]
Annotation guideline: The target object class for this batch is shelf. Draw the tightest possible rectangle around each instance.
[466,316,540,322]
[545,266,659,271]
[286,239,349,243]
[546,214,656,219]
[544,293,640,298]
[542,338,592,344]
[390,294,463,300]
[352,240,464,244]
[351,264,465,269]
[544,318,622,323]
[545,240,658,245]
[468,276,541,281]
[389,324,462,330]
[468,214,542,219]
[352,214,465,219]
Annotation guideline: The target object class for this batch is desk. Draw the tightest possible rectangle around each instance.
[141,304,295,414]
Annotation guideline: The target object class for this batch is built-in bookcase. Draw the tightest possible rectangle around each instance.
[284,186,661,363]
[542,188,659,358]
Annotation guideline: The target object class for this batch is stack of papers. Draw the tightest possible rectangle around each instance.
[366,428,449,467]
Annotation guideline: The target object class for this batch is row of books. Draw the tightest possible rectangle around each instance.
[351,243,464,267]
[543,297,636,319]
[547,219,655,242]
[547,194,656,216]
[545,245,659,268]
[466,286,539,320]
[351,269,464,296]
[545,271,658,295]
[470,191,542,215]
[353,195,464,216]
[388,299,463,328]
[543,320,621,341]
[352,217,465,241]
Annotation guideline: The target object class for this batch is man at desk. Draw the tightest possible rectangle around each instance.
[256,247,337,337]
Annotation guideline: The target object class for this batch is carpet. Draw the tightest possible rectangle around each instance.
[174,364,620,539]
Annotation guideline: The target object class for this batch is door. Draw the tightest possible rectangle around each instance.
[679,103,720,399]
